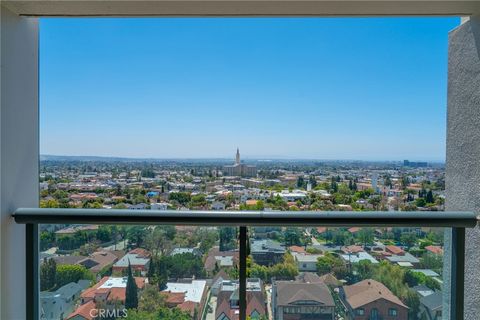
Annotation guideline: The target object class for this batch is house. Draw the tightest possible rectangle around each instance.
[341,279,409,320]
[341,252,378,264]
[425,245,443,255]
[272,277,335,320]
[55,225,99,240]
[215,279,266,320]
[252,227,282,239]
[127,203,148,210]
[150,202,168,210]
[52,255,88,266]
[211,201,226,210]
[342,245,364,254]
[250,239,285,266]
[348,227,362,234]
[79,276,147,305]
[273,190,307,202]
[211,269,230,296]
[413,285,436,298]
[385,252,420,267]
[40,281,88,320]
[289,245,307,254]
[69,276,146,320]
[78,250,119,274]
[385,245,405,256]
[162,280,208,319]
[318,273,342,288]
[418,291,443,320]
[65,300,96,320]
[205,247,239,273]
[294,253,323,272]
[316,227,327,234]
[112,248,151,275]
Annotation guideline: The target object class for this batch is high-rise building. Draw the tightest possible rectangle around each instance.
[223,148,257,177]
[404,160,428,168]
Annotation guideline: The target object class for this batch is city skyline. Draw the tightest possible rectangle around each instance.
[40,17,459,161]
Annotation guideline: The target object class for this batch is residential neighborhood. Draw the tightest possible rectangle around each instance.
[38,156,446,319]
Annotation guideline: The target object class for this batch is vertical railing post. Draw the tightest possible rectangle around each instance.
[239,226,247,320]
[450,227,465,320]
[26,223,39,320]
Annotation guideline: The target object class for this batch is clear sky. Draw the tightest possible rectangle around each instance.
[40,17,459,161]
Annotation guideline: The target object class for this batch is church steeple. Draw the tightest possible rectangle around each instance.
[235,148,240,165]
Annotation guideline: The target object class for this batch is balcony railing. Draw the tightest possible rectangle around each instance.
[13,208,478,320]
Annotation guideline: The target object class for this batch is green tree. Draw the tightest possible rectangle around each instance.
[420,252,443,272]
[56,264,93,288]
[124,308,191,320]
[316,253,345,277]
[405,289,421,320]
[125,262,139,310]
[296,176,305,189]
[40,258,56,291]
[96,225,112,242]
[156,257,169,291]
[40,231,55,251]
[127,226,148,248]
[400,232,417,249]
[426,190,434,204]
[40,199,60,208]
[354,260,374,280]
[416,198,427,207]
[168,192,191,206]
[284,228,302,246]
[138,286,165,313]
[219,227,236,251]
[357,228,374,247]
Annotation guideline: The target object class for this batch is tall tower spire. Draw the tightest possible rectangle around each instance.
[235,148,240,165]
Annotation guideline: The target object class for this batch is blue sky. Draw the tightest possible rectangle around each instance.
[40,17,459,161]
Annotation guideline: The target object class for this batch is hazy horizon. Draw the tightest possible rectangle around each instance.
[40,17,458,161]
[40,153,443,163]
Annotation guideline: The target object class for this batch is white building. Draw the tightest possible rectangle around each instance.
[294,253,323,272]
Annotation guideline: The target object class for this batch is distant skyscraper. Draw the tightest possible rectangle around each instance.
[404,160,428,168]
[236,147,240,165]
[223,148,257,177]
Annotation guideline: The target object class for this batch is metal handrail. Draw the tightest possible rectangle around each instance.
[12,208,477,227]
[15,207,476,320]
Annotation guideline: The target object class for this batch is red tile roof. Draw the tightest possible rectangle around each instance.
[343,279,408,310]
[425,245,443,255]
[348,227,361,233]
[107,287,126,303]
[289,246,306,254]
[178,300,197,317]
[316,227,327,234]
[162,292,186,305]
[385,245,404,255]
[343,245,364,254]
[66,300,96,320]
[128,248,151,258]
[80,276,146,302]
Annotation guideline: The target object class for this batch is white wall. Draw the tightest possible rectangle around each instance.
[0,6,39,319]
[445,17,480,320]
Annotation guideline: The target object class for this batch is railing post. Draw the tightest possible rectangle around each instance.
[239,226,247,320]
[450,227,465,320]
[26,223,39,320]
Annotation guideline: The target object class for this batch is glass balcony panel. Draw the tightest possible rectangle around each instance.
[39,223,239,320]
[248,226,446,320]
